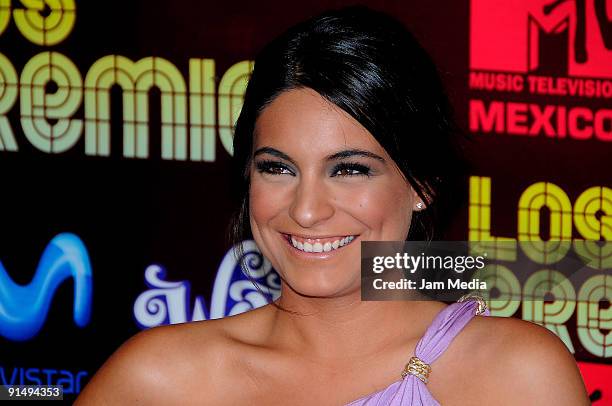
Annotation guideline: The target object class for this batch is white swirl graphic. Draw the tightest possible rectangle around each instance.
[134,241,281,327]
[133,265,188,327]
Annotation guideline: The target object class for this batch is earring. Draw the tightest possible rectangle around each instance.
[416,202,423,209]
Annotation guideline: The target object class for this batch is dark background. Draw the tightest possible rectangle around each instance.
[0,0,610,403]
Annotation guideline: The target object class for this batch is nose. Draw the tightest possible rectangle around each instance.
[288,174,335,229]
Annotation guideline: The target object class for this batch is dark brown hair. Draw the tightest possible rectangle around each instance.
[226,5,469,283]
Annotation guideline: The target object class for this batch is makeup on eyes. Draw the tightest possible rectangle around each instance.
[254,159,375,177]
[330,162,372,177]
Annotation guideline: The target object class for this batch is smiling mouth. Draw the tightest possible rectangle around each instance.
[282,233,358,253]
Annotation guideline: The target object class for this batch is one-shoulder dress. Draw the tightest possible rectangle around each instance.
[345,296,490,405]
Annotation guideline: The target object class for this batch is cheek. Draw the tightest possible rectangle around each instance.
[248,178,285,233]
[341,180,412,238]
[248,181,268,233]
[248,182,274,260]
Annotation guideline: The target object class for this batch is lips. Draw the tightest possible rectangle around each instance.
[283,233,357,253]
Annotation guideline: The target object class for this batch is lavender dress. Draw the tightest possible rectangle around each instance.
[346,297,490,405]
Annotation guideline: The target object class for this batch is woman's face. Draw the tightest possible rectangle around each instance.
[249,88,420,298]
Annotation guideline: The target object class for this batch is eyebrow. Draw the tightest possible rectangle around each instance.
[253,147,386,163]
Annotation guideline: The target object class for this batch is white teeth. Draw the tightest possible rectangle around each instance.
[289,235,356,253]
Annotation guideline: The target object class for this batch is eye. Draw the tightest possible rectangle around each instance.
[255,160,294,175]
[331,162,372,177]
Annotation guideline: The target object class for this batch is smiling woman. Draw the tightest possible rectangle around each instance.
[244,88,418,298]
[74,6,590,406]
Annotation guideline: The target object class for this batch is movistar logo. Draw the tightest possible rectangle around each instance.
[0,233,93,341]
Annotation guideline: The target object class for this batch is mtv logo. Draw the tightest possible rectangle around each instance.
[470,0,612,78]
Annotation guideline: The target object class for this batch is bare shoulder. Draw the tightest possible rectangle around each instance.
[75,306,272,406]
[463,315,590,405]
[74,321,227,405]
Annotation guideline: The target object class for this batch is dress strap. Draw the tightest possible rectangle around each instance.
[344,297,489,405]
[407,296,489,375]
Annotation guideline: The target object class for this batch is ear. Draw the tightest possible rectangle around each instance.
[410,182,434,212]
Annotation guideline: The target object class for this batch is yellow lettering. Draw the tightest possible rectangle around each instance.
[0,52,18,151]
[518,182,572,264]
[13,0,75,46]
[189,58,216,161]
[84,56,187,160]
[468,176,517,260]
[577,275,612,357]
[523,270,576,352]
[573,187,612,269]
[20,52,82,153]
[217,60,253,156]
[0,0,10,36]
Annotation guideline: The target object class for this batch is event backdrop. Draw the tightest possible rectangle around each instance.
[0,0,610,403]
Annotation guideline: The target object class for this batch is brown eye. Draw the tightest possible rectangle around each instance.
[269,166,287,175]
[255,160,294,175]
[336,168,358,176]
[332,162,371,177]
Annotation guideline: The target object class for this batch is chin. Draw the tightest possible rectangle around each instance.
[278,267,361,299]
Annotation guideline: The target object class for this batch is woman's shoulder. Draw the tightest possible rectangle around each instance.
[466,314,578,367]
[442,314,589,405]
[75,305,274,405]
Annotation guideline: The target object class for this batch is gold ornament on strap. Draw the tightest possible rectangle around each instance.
[457,293,488,316]
[401,356,431,383]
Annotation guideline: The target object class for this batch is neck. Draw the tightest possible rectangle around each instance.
[268,288,443,362]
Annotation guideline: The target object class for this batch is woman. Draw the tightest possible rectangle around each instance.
[75,6,589,405]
